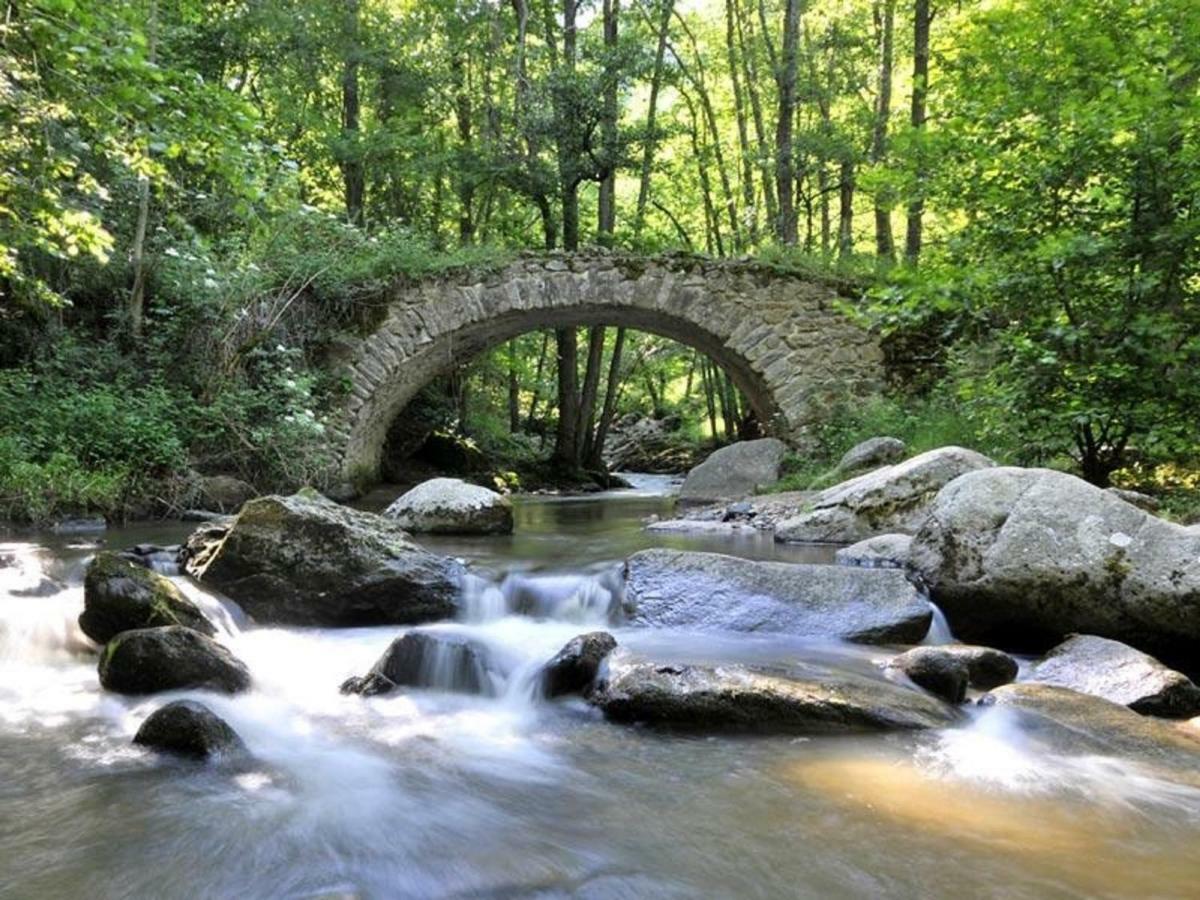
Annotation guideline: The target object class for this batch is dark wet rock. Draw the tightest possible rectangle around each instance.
[919,644,1019,690]
[835,533,912,569]
[623,549,931,644]
[591,661,960,734]
[837,436,907,473]
[117,544,183,574]
[886,647,970,703]
[341,631,493,697]
[197,474,257,514]
[1029,634,1200,719]
[133,700,246,759]
[540,632,618,699]
[776,447,995,543]
[80,552,215,645]
[678,438,787,503]
[99,626,250,695]
[723,501,755,521]
[910,466,1200,668]
[383,477,513,535]
[187,490,464,626]
[979,684,1200,780]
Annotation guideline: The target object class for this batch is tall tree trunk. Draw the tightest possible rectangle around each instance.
[340,0,365,227]
[634,0,675,236]
[725,0,757,243]
[559,0,580,251]
[128,0,158,338]
[526,330,551,427]
[700,359,719,439]
[552,328,580,466]
[735,0,778,233]
[586,326,626,468]
[904,0,931,263]
[597,0,619,238]
[838,157,855,257]
[575,325,607,465]
[507,341,521,433]
[870,0,896,262]
[453,56,475,243]
[681,87,724,256]
[774,0,800,244]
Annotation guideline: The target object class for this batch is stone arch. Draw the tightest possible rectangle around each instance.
[330,253,884,480]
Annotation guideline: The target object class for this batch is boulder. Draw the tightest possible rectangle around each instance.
[117,544,183,575]
[643,519,759,536]
[886,648,969,703]
[837,437,907,473]
[133,700,246,759]
[340,631,494,697]
[678,438,787,503]
[80,552,215,645]
[197,475,257,514]
[623,549,931,644]
[591,662,959,734]
[979,684,1200,779]
[383,477,513,535]
[919,644,1018,690]
[187,491,464,626]
[835,534,912,570]
[1028,634,1200,718]
[539,632,618,699]
[99,626,251,695]
[775,447,995,543]
[910,467,1200,668]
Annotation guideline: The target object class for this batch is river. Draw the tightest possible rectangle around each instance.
[1,478,1198,899]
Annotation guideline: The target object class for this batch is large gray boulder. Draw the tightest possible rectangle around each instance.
[678,438,787,503]
[187,491,464,627]
[1029,635,1200,718]
[910,467,1200,667]
[98,626,251,695]
[623,549,932,644]
[775,446,995,543]
[340,631,495,697]
[837,436,907,473]
[383,477,513,535]
[134,700,247,760]
[80,552,215,645]
[591,661,959,733]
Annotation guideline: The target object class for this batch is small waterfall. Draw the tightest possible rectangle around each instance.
[172,577,246,639]
[500,570,622,624]
[0,544,92,661]
[922,602,955,645]
[461,574,510,622]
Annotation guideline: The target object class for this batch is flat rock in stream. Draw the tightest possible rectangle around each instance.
[187,490,464,626]
[1028,635,1200,718]
[622,549,931,644]
[591,661,959,733]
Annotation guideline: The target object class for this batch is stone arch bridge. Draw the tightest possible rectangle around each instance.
[330,252,884,480]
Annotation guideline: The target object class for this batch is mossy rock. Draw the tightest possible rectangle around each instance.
[80,552,215,645]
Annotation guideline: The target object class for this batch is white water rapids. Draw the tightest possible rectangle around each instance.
[1,488,1199,899]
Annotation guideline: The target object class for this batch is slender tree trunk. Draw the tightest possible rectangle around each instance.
[700,359,719,439]
[575,326,607,462]
[725,0,757,243]
[586,326,626,469]
[870,0,896,261]
[597,0,619,238]
[128,0,158,337]
[559,0,580,251]
[552,328,580,466]
[838,157,855,257]
[340,0,365,227]
[507,341,521,433]
[735,0,778,233]
[634,0,675,236]
[774,0,800,244]
[681,87,724,256]
[453,56,475,243]
[904,0,931,263]
[526,330,550,427]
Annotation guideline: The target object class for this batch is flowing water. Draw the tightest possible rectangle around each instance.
[2,481,1199,899]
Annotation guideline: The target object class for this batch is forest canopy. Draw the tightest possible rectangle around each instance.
[1,0,1198,521]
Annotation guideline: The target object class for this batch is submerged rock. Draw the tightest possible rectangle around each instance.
[979,684,1200,777]
[886,647,969,703]
[643,519,760,536]
[383,477,513,535]
[540,632,618,699]
[678,438,787,503]
[837,436,907,474]
[591,662,959,734]
[187,490,464,626]
[80,552,214,645]
[99,626,250,695]
[910,466,1200,667]
[134,700,246,759]
[623,549,931,644]
[1029,635,1200,719]
[835,533,912,570]
[775,447,995,544]
[340,631,494,697]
